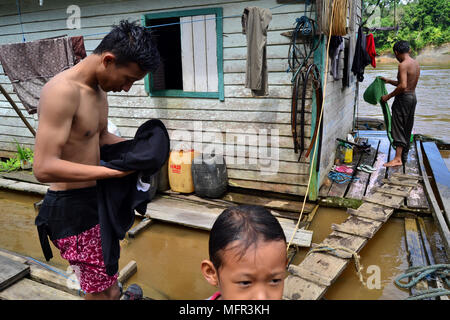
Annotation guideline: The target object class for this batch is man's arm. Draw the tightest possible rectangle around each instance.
[33,81,129,183]
[99,126,126,146]
[381,64,408,102]
[380,76,399,86]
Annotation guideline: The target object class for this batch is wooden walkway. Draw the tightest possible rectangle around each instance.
[0,248,139,300]
[283,173,422,300]
[319,130,430,213]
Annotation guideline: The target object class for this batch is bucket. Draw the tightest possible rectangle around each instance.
[168,149,197,193]
[192,154,228,198]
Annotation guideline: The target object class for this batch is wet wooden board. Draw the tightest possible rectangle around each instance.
[417,218,449,300]
[327,138,368,198]
[372,184,412,197]
[347,204,394,222]
[222,192,314,214]
[147,196,313,247]
[0,255,30,291]
[403,146,429,209]
[0,278,82,300]
[332,215,383,238]
[317,230,368,259]
[128,218,153,238]
[362,192,404,209]
[382,178,418,187]
[283,275,326,300]
[422,142,450,225]
[365,135,391,194]
[29,265,82,297]
[346,139,380,200]
[404,218,429,294]
[391,172,423,181]
[416,140,450,258]
[288,264,332,287]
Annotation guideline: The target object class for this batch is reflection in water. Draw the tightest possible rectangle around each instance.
[0,190,444,300]
[357,65,450,143]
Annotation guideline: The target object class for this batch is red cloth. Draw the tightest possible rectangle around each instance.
[366,33,377,68]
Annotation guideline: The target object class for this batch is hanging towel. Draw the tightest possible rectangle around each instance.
[0,36,86,115]
[242,6,272,96]
[363,76,394,147]
[366,33,376,68]
[97,119,170,276]
[329,36,344,80]
[351,25,372,82]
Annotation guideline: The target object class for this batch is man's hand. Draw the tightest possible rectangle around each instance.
[381,94,390,103]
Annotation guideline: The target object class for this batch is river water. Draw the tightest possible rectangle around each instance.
[357,64,450,143]
[0,189,446,300]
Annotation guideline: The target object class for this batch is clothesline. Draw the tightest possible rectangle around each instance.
[14,2,311,41]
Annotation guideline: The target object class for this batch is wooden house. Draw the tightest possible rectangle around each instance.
[0,0,363,200]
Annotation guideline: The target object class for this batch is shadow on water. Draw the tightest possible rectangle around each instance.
[0,190,445,300]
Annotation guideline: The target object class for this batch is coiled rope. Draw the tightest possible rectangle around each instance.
[395,264,450,300]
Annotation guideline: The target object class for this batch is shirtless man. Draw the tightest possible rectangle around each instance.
[380,40,420,167]
[33,20,160,300]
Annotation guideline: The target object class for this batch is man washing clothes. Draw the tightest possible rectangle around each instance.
[380,40,420,167]
[33,20,161,300]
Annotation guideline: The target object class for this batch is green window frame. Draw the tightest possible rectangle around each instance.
[142,7,224,101]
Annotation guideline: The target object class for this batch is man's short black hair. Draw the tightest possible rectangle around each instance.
[393,40,410,54]
[93,20,160,72]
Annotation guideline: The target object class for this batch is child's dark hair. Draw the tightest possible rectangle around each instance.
[93,20,160,72]
[209,205,286,270]
[393,40,410,54]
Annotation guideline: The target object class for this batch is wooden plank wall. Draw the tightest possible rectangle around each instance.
[317,0,361,186]
[0,0,360,196]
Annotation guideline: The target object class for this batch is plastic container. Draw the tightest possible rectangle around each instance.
[344,146,353,163]
[192,154,228,198]
[168,149,197,193]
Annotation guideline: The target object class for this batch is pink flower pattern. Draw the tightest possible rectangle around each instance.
[53,224,118,294]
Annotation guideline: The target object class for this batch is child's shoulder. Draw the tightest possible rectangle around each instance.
[206,291,221,300]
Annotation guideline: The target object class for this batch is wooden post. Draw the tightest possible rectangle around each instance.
[0,84,36,137]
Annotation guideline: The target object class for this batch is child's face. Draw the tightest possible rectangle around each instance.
[206,239,287,300]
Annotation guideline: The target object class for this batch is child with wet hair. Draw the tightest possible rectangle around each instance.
[201,205,288,300]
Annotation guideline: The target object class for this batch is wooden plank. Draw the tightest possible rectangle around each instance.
[288,264,332,287]
[422,142,450,225]
[0,278,81,300]
[416,140,450,259]
[29,265,82,297]
[391,172,423,181]
[118,260,137,284]
[417,218,449,300]
[222,192,314,214]
[332,215,383,238]
[192,15,208,92]
[146,197,313,247]
[372,185,411,197]
[404,218,429,294]
[362,193,404,209]
[127,218,153,238]
[365,133,391,194]
[0,255,30,291]
[346,138,380,200]
[382,178,418,188]
[180,16,195,92]
[205,14,218,92]
[347,205,394,222]
[283,275,326,300]
[404,144,429,209]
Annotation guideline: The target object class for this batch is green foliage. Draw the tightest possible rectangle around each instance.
[364,0,450,54]
[0,142,34,172]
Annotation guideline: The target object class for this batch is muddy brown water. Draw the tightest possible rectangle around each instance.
[0,189,446,300]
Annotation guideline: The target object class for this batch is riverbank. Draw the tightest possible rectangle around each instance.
[376,43,450,65]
